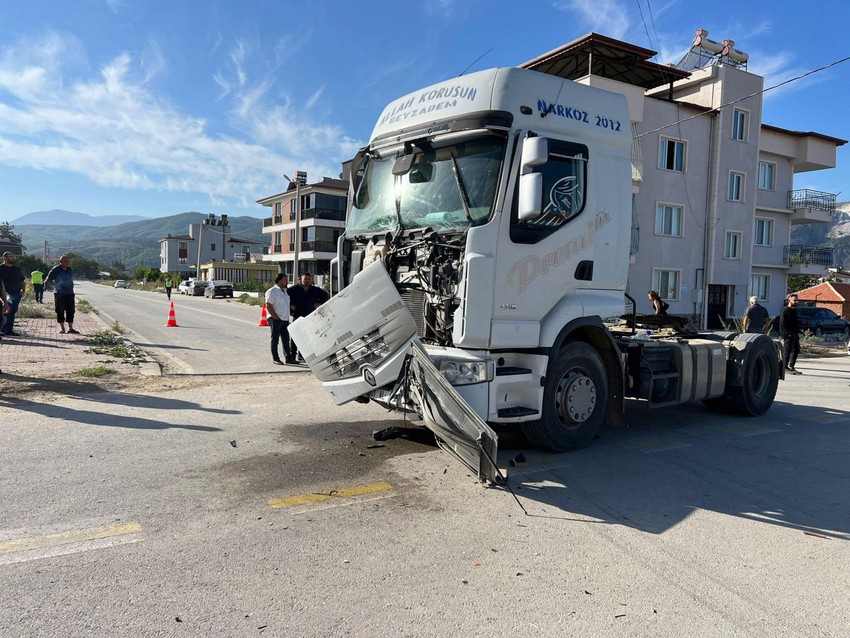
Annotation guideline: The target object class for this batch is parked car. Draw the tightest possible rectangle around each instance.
[114,279,128,289]
[178,280,206,296]
[796,306,850,337]
[204,280,234,298]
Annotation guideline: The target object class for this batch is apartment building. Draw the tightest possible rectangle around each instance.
[257,174,348,280]
[523,32,845,328]
[159,214,262,276]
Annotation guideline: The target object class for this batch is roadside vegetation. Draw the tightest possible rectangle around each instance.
[236,293,264,307]
[73,365,116,378]
[84,329,147,365]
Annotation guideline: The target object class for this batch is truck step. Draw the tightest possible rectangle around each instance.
[497,406,539,418]
[496,366,532,376]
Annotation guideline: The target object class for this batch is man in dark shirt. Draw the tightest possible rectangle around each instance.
[45,255,80,334]
[288,272,329,362]
[743,296,770,334]
[779,293,801,374]
[0,252,26,336]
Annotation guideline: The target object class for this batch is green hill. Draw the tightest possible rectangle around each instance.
[17,212,267,269]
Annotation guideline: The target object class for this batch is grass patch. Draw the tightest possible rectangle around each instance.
[84,329,146,364]
[110,320,128,335]
[237,293,264,307]
[16,301,53,319]
[74,365,116,377]
[76,299,95,314]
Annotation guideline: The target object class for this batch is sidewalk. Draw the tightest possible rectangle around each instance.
[0,310,141,381]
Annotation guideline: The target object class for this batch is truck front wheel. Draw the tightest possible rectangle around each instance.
[522,341,608,451]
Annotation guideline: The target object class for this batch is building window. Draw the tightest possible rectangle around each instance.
[210,243,216,251]
[724,231,741,259]
[732,109,748,141]
[751,274,770,300]
[652,269,680,301]
[758,162,775,190]
[754,218,773,246]
[655,204,683,237]
[728,172,744,201]
[242,245,250,253]
[658,137,685,172]
[274,202,281,216]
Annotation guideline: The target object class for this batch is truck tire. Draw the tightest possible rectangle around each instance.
[522,341,608,451]
[727,333,780,416]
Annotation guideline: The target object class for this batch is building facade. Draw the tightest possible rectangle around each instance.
[523,32,845,328]
[257,175,348,279]
[159,214,263,277]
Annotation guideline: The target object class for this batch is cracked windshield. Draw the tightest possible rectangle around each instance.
[348,137,504,234]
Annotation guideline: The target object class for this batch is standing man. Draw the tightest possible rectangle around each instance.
[288,272,328,362]
[164,275,174,300]
[779,293,801,375]
[742,296,770,334]
[45,255,80,335]
[31,268,44,303]
[265,273,293,365]
[0,252,25,336]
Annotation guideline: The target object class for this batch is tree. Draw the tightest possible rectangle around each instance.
[15,254,49,275]
[787,274,820,295]
[0,221,21,243]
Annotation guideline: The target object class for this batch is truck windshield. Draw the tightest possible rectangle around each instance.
[348,137,504,235]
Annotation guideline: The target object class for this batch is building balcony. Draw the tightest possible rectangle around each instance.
[288,240,337,253]
[788,189,836,225]
[263,216,284,228]
[783,244,834,275]
[262,245,283,255]
[288,207,346,222]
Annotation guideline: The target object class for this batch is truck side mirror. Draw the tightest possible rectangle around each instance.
[520,137,548,174]
[518,173,544,221]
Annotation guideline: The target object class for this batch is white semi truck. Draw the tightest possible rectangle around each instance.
[288,67,782,483]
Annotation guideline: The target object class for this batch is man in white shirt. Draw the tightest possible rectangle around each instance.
[264,273,294,365]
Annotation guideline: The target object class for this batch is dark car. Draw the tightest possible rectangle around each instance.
[204,280,234,299]
[796,306,850,337]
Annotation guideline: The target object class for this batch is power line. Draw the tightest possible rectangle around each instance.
[634,54,850,140]
[635,0,655,54]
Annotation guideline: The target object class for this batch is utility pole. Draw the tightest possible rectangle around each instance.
[284,171,307,280]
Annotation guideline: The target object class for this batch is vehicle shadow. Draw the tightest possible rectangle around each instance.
[497,400,850,539]
[3,395,223,431]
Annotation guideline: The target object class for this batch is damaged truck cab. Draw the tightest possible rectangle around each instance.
[288,67,781,483]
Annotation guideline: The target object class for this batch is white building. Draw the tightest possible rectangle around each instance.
[523,32,845,327]
[159,214,263,276]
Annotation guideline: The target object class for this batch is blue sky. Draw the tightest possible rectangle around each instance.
[2,0,849,220]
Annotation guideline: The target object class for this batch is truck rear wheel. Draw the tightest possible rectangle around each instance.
[522,341,608,451]
[727,334,780,416]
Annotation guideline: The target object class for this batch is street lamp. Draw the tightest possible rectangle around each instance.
[283,171,306,280]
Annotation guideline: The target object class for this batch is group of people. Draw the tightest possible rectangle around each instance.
[264,272,328,366]
[745,293,804,375]
[0,252,79,374]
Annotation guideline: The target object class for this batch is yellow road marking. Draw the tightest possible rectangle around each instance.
[267,482,393,509]
[0,522,142,555]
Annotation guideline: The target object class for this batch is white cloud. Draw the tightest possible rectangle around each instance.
[0,31,361,210]
[553,0,630,40]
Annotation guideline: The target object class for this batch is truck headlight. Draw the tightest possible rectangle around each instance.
[439,360,488,385]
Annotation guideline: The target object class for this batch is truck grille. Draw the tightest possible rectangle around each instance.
[326,329,391,379]
[400,288,426,338]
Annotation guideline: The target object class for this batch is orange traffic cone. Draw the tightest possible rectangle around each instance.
[165,301,179,327]
[258,303,269,327]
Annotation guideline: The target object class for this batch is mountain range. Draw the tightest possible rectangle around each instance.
[12,209,150,226]
[14,210,268,269]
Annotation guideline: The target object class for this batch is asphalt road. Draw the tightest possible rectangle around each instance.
[2,296,850,636]
[75,281,295,374]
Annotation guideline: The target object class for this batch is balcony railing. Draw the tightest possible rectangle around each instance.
[788,189,837,212]
[289,207,346,222]
[783,245,834,266]
[264,216,284,227]
[288,241,337,253]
